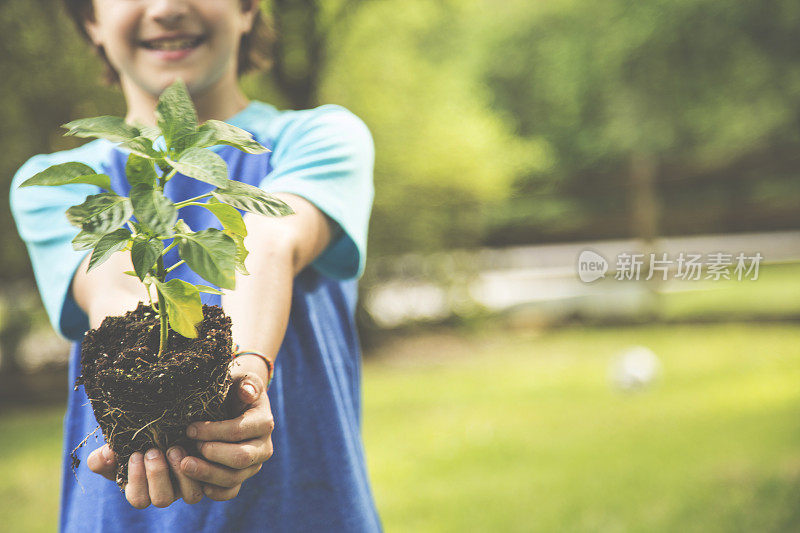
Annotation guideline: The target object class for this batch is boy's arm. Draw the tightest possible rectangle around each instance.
[82,193,333,507]
[173,192,333,501]
[71,250,149,329]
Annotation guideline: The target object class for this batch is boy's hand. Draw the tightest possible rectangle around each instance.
[86,356,273,508]
[86,444,205,508]
[180,356,275,501]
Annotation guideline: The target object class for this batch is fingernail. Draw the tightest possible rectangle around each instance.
[242,383,256,397]
[187,425,198,438]
[101,446,114,463]
[130,453,143,464]
[145,449,159,461]
[167,447,184,463]
[184,458,198,474]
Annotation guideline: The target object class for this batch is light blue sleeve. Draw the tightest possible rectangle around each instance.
[259,105,375,280]
[10,154,97,341]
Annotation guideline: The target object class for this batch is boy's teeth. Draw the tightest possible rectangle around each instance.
[147,38,199,51]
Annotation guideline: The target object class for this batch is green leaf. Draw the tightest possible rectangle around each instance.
[169,148,229,187]
[175,127,215,152]
[119,136,161,159]
[125,154,159,188]
[153,278,202,338]
[155,79,198,154]
[20,162,114,192]
[171,134,198,157]
[66,193,133,234]
[135,125,162,142]
[198,198,247,236]
[196,285,224,295]
[131,236,163,281]
[177,228,236,289]
[87,228,131,272]
[72,229,104,251]
[130,183,178,234]
[189,120,269,154]
[62,116,139,143]
[225,229,249,275]
[212,180,294,217]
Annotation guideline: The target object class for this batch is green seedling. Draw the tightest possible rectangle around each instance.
[20,79,293,357]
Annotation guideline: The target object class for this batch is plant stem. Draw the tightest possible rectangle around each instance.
[156,255,168,359]
[154,239,179,358]
[165,260,185,273]
[159,168,177,188]
[145,280,155,310]
[162,240,178,255]
[174,193,213,209]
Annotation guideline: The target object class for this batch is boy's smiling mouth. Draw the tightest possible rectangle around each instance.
[140,35,206,52]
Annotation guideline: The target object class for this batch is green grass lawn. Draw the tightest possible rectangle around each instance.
[0,405,63,532]
[659,262,800,320]
[2,323,800,531]
[362,323,800,532]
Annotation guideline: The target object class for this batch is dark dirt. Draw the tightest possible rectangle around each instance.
[75,302,233,488]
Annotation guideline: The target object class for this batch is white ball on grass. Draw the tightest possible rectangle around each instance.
[609,345,661,391]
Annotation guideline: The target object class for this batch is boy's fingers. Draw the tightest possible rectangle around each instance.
[125,453,151,509]
[236,377,261,405]
[101,444,116,463]
[144,449,176,508]
[226,370,267,412]
[197,439,273,469]
[187,410,274,443]
[180,455,261,487]
[203,483,241,502]
[87,444,117,481]
[167,447,204,505]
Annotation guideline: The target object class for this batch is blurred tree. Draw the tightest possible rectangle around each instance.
[322,0,546,255]
[483,0,800,245]
[262,0,371,109]
[0,0,121,283]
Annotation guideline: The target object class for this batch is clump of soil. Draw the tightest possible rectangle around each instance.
[76,302,233,487]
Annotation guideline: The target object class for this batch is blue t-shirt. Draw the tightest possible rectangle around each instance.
[10,101,382,532]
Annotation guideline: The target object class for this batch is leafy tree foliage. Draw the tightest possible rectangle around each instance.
[482,0,800,243]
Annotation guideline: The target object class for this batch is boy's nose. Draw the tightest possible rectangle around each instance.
[147,0,191,25]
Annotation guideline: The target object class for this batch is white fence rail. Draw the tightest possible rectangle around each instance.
[364,230,800,327]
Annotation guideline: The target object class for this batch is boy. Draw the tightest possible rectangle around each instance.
[10,1,382,531]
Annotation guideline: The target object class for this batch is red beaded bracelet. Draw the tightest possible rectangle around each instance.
[232,345,275,390]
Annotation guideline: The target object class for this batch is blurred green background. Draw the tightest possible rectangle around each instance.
[1,0,800,531]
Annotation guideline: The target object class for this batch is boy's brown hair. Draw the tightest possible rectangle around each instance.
[61,0,274,85]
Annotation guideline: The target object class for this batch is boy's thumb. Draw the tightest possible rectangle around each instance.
[237,378,260,403]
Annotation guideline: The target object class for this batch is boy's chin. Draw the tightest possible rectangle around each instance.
[128,70,203,97]
[122,63,230,101]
